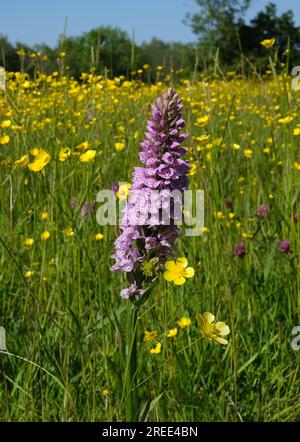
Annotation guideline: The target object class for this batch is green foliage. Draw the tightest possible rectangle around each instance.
[187,1,300,70]
[185,0,251,45]
[0,28,196,79]
[0,36,19,71]
[62,27,135,77]
[139,38,196,77]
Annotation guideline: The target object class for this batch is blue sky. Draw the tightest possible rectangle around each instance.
[0,0,299,47]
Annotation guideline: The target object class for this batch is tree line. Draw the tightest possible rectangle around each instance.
[1,1,300,79]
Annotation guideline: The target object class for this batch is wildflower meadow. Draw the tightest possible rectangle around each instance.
[0,50,300,423]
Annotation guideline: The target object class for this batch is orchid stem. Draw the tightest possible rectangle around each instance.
[125,302,139,421]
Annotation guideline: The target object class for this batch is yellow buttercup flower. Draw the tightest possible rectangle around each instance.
[293,127,300,136]
[196,312,230,345]
[195,116,209,127]
[102,389,109,398]
[166,328,178,338]
[41,230,50,240]
[242,232,253,239]
[24,270,34,278]
[144,330,158,342]
[64,227,74,237]
[196,134,210,145]
[115,142,125,151]
[1,156,11,166]
[58,147,71,162]
[189,163,197,176]
[294,162,300,171]
[243,149,253,158]
[95,233,104,241]
[116,183,131,200]
[260,38,275,48]
[0,135,10,145]
[15,154,29,168]
[30,148,40,157]
[149,342,161,354]
[79,149,96,163]
[28,149,51,172]
[216,211,225,219]
[278,116,294,125]
[0,120,11,129]
[23,238,34,248]
[176,317,191,330]
[163,257,195,285]
[40,212,48,220]
[17,49,26,56]
[76,141,90,151]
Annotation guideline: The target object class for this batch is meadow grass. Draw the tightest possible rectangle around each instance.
[0,69,300,421]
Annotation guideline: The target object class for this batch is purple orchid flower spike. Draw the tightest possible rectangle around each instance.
[111,88,189,299]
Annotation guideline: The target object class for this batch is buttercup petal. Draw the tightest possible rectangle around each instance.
[174,275,186,285]
[184,267,195,278]
[163,271,174,281]
[215,337,229,345]
[203,312,215,324]
[165,260,176,271]
[176,257,188,267]
[215,322,230,336]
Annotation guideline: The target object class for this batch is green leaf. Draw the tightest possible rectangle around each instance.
[144,392,164,421]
